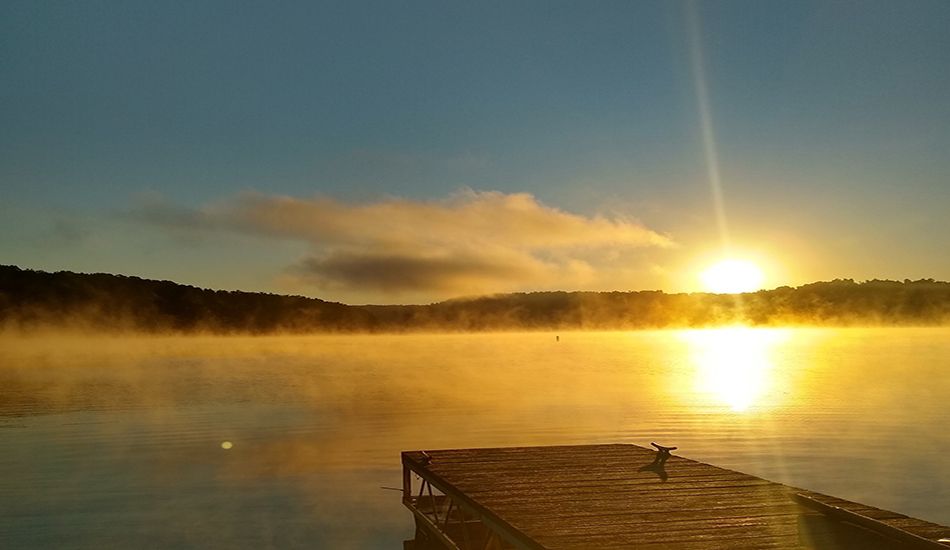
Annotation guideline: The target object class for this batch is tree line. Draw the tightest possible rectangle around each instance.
[2,265,949,333]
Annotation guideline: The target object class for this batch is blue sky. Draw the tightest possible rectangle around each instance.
[2,1,948,303]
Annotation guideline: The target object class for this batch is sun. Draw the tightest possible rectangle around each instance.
[700,259,764,294]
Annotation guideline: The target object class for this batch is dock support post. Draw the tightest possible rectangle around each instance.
[402,464,412,501]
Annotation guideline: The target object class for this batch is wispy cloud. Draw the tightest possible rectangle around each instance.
[43,219,90,249]
[128,189,674,301]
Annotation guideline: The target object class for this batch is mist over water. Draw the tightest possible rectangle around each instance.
[1,328,949,548]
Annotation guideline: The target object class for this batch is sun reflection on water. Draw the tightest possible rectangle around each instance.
[680,327,789,412]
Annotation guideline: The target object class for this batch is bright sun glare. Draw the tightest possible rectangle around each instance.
[701,259,764,294]
[681,327,788,412]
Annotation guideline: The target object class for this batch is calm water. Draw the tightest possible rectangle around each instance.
[1,328,948,548]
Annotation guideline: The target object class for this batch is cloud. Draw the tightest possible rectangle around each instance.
[124,195,218,231]
[129,189,674,300]
[293,251,544,294]
[227,189,671,247]
[44,219,90,248]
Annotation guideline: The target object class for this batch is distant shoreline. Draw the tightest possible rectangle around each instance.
[2,265,949,334]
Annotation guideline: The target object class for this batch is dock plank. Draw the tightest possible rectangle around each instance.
[402,444,950,549]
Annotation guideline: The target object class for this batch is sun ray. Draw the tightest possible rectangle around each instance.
[687,2,730,254]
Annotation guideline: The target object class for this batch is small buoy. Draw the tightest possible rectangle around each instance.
[221,441,233,450]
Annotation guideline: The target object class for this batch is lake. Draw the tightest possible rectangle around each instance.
[1,327,948,548]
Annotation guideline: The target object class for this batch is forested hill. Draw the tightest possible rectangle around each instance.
[2,265,949,333]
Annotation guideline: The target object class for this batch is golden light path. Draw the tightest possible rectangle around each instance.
[680,327,788,412]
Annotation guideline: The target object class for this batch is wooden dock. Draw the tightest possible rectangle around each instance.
[401,444,950,549]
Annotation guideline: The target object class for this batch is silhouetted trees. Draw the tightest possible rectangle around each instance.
[1,265,948,333]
